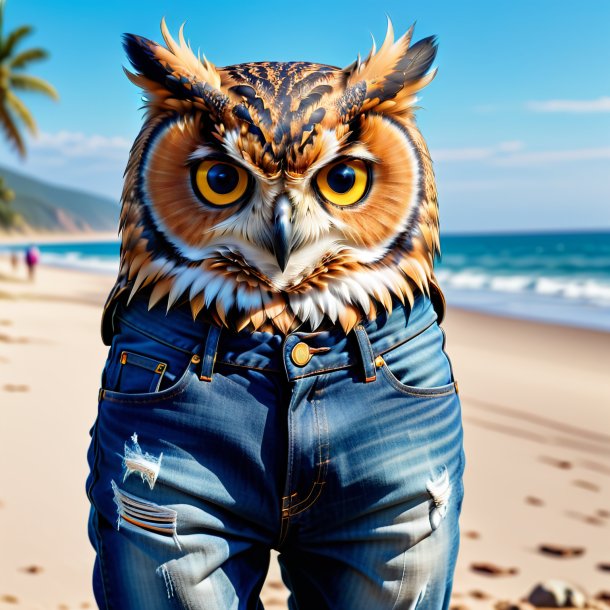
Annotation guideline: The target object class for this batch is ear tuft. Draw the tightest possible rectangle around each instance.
[120,21,225,115]
[122,33,167,84]
[343,22,438,116]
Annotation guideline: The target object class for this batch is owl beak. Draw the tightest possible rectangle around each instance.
[273,194,293,272]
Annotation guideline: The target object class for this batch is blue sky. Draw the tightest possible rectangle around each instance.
[1,0,609,233]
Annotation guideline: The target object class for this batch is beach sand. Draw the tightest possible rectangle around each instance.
[0,259,609,609]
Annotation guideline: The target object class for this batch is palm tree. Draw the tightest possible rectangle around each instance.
[0,0,58,158]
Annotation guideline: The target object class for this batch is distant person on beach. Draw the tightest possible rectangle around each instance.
[10,250,19,272]
[24,245,40,282]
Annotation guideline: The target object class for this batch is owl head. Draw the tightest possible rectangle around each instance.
[112,18,444,336]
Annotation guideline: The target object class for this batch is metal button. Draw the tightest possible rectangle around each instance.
[291,342,312,366]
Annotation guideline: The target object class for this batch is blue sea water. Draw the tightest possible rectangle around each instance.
[2,231,610,332]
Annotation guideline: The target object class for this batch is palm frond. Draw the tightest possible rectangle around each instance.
[6,90,36,134]
[0,25,33,60]
[0,104,26,157]
[9,47,47,69]
[9,73,58,100]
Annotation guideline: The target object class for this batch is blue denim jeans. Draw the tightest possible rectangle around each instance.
[85,289,465,609]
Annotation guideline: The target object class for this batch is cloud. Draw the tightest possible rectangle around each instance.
[432,141,524,162]
[29,130,131,160]
[431,143,610,166]
[493,147,610,166]
[526,96,610,113]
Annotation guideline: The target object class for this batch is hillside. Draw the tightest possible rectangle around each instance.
[0,165,120,234]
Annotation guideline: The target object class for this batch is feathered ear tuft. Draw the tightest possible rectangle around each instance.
[342,20,438,116]
[122,19,226,115]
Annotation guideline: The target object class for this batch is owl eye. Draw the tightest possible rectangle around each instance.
[191,159,251,206]
[314,159,370,207]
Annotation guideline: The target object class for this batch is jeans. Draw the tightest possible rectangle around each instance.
[85,289,466,609]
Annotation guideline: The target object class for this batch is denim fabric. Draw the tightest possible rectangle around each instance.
[85,290,466,609]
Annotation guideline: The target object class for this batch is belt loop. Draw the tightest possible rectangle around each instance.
[352,324,377,383]
[199,324,222,382]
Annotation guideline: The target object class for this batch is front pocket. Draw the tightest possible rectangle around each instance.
[101,355,200,405]
[376,321,457,397]
[379,361,457,397]
[116,351,169,394]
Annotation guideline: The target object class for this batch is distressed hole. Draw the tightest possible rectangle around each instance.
[111,480,182,550]
[426,465,452,530]
[156,564,176,599]
[121,432,163,490]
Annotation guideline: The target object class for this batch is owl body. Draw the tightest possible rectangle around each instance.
[102,20,445,344]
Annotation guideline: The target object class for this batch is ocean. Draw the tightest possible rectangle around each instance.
[3,231,609,332]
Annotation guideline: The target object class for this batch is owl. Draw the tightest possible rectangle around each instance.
[101,18,446,344]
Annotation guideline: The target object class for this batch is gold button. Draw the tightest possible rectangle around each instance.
[374,355,385,368]
[291,342,312,366]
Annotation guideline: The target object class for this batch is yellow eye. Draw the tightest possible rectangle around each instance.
[315,159,370,206]
[192,160,250,206]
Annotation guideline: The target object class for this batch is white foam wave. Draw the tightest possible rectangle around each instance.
[436,269,610,307]
[41,252,119,274]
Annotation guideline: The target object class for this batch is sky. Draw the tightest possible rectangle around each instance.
[1,0,609,234]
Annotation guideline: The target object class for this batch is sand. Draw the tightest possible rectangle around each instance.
[0,257,608,609]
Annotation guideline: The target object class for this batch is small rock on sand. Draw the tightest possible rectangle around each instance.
[527,579,587,607]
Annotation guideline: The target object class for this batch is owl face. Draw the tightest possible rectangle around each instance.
[116,20,443,335]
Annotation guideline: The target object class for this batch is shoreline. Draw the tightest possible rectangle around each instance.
[1,252,609,335]
[0,231,118,246]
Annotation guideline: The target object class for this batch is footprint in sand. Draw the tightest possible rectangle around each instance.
[0,333,30,344]
[565,510,605,526]
[597,562,610,572]
[538,543,585,558]
[573,479,600,492]
[469,589,492,600]
[265,581,285,590]
[2,384,29,393]
[19,565,43,574]
[525,496,544,506]
[462,530,481,539]
[470,562,518,576]
[1,594,19,604]
[539,455,572,469]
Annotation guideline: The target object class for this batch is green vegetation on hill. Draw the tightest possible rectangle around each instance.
[0,165,119,233]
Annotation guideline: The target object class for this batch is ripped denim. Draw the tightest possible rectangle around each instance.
[85,289,465,609]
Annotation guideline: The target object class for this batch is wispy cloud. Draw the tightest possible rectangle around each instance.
[29,130,131,160]
[526,96,610,113]
[494,147,610,166]
[432,141,525,162]
[432,142,610,166]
